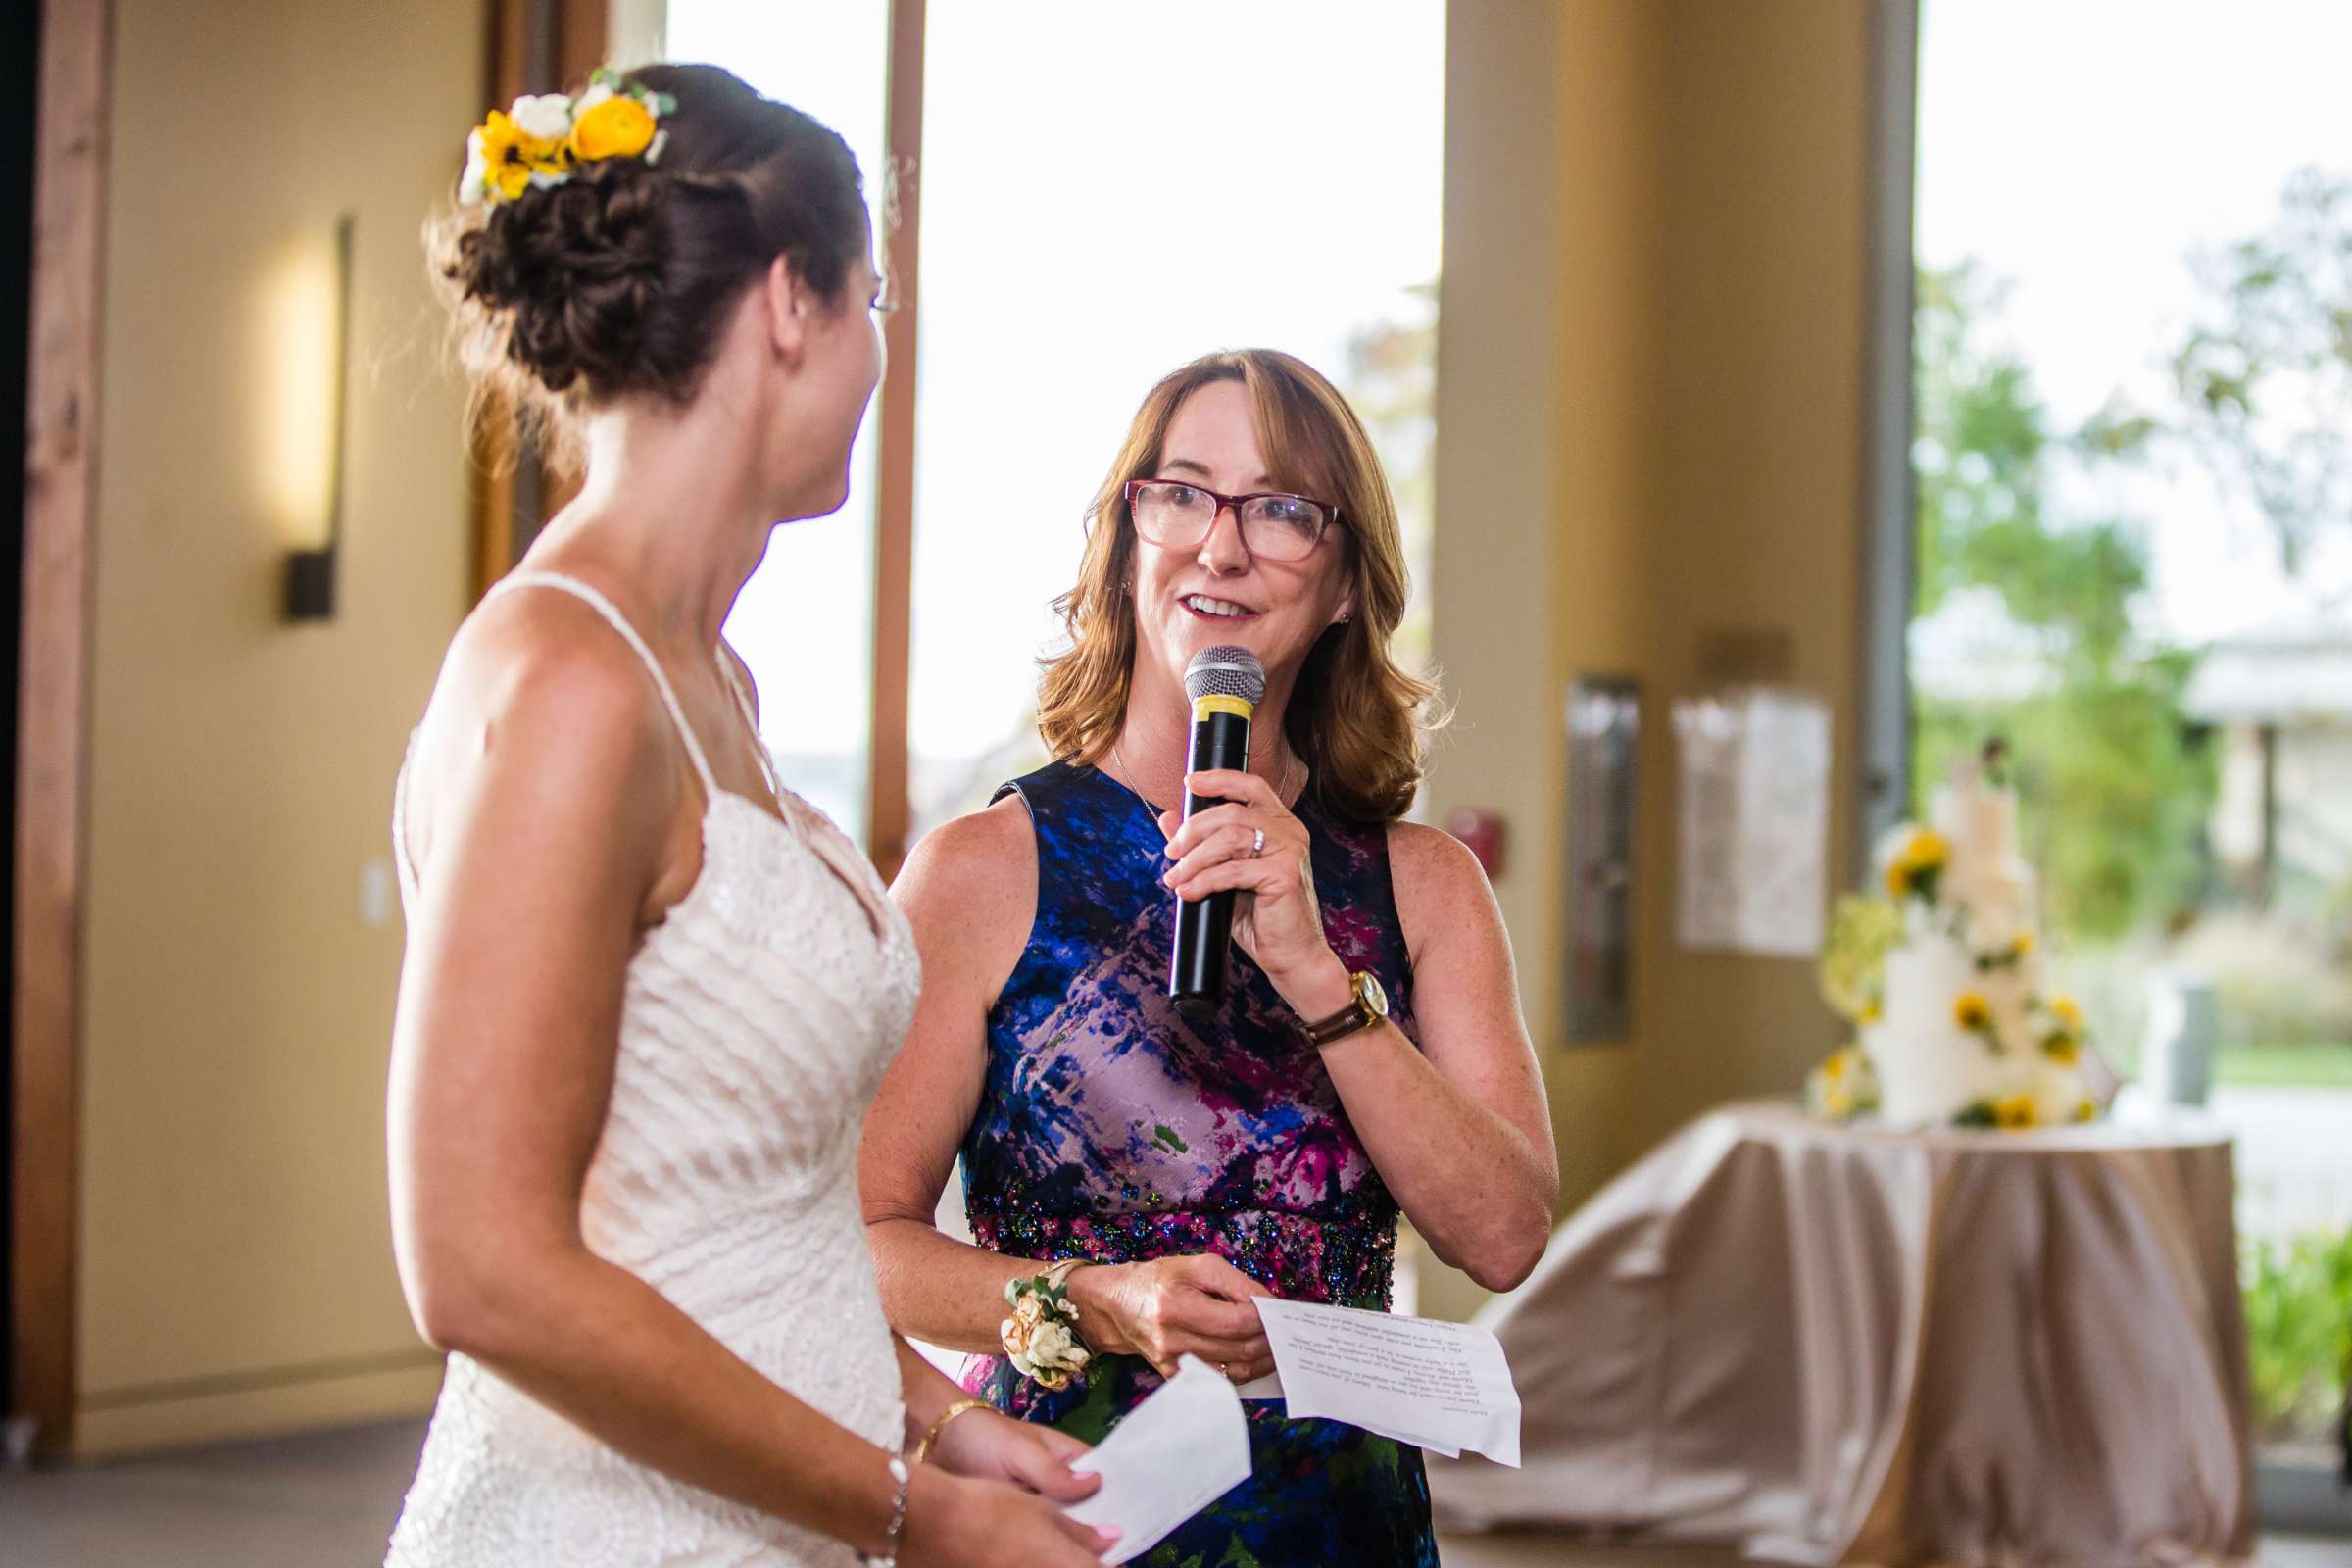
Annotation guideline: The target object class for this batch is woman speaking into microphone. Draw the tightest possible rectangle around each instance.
[859,349,1557,1564]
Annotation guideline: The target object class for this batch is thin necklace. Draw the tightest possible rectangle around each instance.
[1111,732,1297,814]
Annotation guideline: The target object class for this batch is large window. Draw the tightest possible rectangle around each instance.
[906,3,1444,833]
[659,2,1445,850]
[1916,0,2352,1473]
[663,2,891,842]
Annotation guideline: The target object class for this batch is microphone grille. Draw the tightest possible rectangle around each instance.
[1183,646,1266,705]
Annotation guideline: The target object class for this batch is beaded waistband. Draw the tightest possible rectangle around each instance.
[967,1203,1397,1310]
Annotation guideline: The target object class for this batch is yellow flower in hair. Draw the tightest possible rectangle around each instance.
[571,94,659,163]
[466,109,566,204]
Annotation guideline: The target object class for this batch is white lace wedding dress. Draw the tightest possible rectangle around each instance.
[385,573,921,1566]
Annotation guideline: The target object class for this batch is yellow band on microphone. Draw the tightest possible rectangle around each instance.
[1192,693,1253,721]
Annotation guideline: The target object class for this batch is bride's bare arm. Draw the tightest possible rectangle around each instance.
[390,607,1102,1565]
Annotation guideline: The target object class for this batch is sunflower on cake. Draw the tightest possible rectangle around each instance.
[1807,740,2112,1130]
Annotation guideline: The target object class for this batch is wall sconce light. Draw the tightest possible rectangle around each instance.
[272,213,354,622]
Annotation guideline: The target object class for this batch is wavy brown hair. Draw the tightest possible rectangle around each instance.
[1037,350,1437,823]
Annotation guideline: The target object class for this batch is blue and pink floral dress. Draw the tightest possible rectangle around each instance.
[957,760,1439,1566]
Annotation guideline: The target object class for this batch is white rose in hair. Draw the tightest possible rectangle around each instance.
[510,93,575,143]
[574,81,615,112]
[459,128,492,205]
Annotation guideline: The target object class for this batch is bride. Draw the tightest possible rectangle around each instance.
[385,64,1113,1566]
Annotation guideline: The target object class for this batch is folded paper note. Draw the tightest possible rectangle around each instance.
[1063,1354,1252,1562]
[1244,1298,1522,1467]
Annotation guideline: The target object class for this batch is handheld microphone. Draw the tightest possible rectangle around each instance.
[1169,645,1267,1021]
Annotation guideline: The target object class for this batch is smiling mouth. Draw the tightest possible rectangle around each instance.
[1181,593,1258,620]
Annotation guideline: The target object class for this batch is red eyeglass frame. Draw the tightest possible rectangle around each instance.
[1120,478,1345,558]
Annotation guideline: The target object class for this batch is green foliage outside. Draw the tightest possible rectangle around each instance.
[1922,176,2352,1446]
[2087,168,2352,576]
[2242,1225,2352,1443]
[1909,264,2216,943]
[2215,1044,2352,1090]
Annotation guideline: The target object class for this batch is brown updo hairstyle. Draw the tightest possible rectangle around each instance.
[1037,350,1439,823]
[430,63,871,444]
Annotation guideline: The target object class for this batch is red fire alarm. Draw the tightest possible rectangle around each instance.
[1446,807,1508,878]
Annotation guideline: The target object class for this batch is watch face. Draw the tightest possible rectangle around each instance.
[1355,970,1390,1019]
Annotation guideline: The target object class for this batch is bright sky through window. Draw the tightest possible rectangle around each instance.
[662,1,1445,841]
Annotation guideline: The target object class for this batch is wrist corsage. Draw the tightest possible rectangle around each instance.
[1001,1261,1092,1391]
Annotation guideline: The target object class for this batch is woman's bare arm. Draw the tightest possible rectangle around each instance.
[1159,774,1557,1294]
[860,799,1274,1379]
[1301,823,1557,1290]
[860,800,1057,1352]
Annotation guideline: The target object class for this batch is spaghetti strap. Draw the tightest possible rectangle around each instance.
[489,571,719,797]
[713,649,783,798]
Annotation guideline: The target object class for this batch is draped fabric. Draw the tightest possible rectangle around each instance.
[1430,1102,2256,1568]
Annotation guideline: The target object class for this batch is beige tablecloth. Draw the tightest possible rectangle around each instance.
[1429,1102,2255,1566]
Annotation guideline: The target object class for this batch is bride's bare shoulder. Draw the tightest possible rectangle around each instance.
[399,589,681,875]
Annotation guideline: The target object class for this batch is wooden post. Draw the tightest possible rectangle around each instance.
[12,0,112,1459]
[867,0,925,879]
[468,0,605,598]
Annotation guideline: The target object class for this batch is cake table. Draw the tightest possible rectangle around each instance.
[1428,1101,2255,1567]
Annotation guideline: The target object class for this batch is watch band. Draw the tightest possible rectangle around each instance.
[1302,972,1382,1047]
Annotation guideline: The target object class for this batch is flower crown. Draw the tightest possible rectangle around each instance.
[460,69,678,208]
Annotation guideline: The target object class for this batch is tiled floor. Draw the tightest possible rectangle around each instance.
[0,1418,2344,1566]
[0,1420,421,1566]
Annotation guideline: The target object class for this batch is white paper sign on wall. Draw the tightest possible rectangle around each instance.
[1672,687,1831,958]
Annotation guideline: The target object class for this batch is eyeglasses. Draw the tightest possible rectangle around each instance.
[1122,479,1341,564]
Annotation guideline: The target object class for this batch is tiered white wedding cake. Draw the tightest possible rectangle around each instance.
[1809,745,2099,1129]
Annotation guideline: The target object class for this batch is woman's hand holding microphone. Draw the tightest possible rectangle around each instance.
[1156,767,1354,1021]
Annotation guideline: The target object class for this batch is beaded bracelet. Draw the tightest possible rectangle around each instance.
[860,1450,910,1568]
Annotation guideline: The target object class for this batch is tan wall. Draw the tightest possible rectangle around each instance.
[76,0,481,1454]
[1424,0,1870,1318]
[1633,0,1871,1147]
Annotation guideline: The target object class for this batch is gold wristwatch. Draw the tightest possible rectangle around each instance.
[1301,970,1389,1047]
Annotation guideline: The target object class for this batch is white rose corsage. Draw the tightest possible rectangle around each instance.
[1001,1267,1092,1392]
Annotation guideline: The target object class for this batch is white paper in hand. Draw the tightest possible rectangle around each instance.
[1062,1354,1250,1563]
[1250,1298,1522,1467]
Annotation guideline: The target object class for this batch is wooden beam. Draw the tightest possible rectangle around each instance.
[468,0,605,600]
[556,0,608,98]
[867,0,924,879]
[12,0,112,1459]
